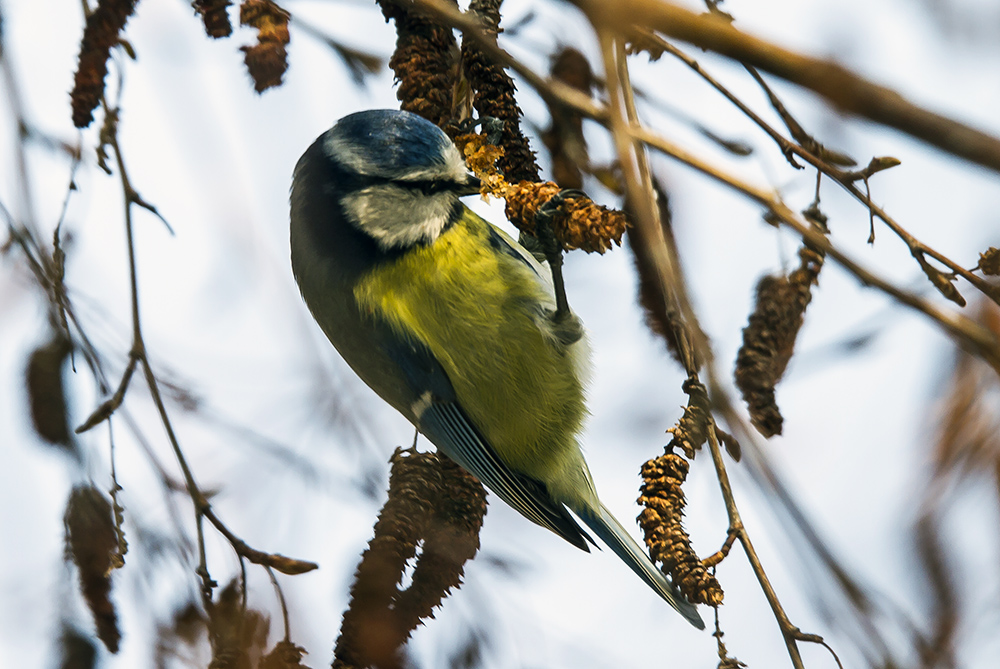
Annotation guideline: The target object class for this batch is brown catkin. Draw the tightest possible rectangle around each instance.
[542,47,594,190]
[627,181,691,367]
[26,332,73,447]
[70,0,140,128]
[333,448,439,669]
[638,454,724,606]
[978,246,1000,276]
[65,486,121,653]
[461,0,540,183]
[239,0,290,93]
[503,181,626,254]
[261,640,311,669]
[666,378,712,458]
[206,581,269,669]
[334,450,487,669]
[735,244,825,437]
[193,0,233,38]
[393,456,487,641]
[378,0,458,129]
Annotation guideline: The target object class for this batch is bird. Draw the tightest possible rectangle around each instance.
[289,108,703,629]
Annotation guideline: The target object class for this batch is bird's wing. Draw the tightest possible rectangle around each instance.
[383,329,595,551]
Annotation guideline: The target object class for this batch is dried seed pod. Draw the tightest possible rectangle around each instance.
[977,246,1000,276]
[393,455,487,642]
[334,448,440,669]
[70,0,140,128]
[261,640,311,669]
[377,0,458,129]
[26,332,73,447]
[735,244,825,437]
[239,0,290,93]
[666,378,712,458]
[541,47,594,189]
[193,0,233,38]
[64,486,121,653]
[638,454,724,606]
[503,181,626,254]
[461,0,540,183]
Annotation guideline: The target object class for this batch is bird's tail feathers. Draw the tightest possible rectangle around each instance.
[575,502,705,629]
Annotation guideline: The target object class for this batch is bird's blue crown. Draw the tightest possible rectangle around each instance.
[325,109,456,180]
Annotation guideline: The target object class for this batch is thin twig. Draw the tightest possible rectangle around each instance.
[411,0,1000,375]
[597,32,700,375]
[627,122,1000,373]
[706,423,806,668]
[580,0,1000,174]
[631,30,998,308]
[94,92,317,594]
[599,31,812,667]
[266,566,293,641]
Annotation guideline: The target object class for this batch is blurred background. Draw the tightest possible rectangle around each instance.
[2,0,999,667]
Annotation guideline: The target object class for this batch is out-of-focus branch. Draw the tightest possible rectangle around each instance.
[412,0,1000,374]
[94,106,318,595]
[633,32,1000,308]
[600,32,817,668]
[579,0,1000,175]
[628,121,1000,373]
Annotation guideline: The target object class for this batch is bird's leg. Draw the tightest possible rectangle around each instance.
[533,189,587,346]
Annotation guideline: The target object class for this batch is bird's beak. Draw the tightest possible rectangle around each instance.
[458,174,481,196]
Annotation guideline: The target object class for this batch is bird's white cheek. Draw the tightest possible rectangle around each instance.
[342,185,456,249]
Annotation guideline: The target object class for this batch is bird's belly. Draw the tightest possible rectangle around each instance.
[354,218,588,480]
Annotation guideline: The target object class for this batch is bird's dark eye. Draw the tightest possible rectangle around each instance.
[420,181,444,195]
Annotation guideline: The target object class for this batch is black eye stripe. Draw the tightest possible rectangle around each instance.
[357,175,453,194]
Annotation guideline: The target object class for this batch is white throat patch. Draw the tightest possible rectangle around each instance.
[341,183,458,250]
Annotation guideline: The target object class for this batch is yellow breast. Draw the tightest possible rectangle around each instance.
[353,207,587,480]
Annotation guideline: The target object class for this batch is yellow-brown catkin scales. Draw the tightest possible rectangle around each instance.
[637,454,724,606]
[503,181,626,254]
[239,0,291,93]
[65,486,122,652]
[455,133,506,195]
[667,378,712,459]
[193,0,233,38]
[377,0,458,129]
[70,0,140,128]
[735,244,825,437]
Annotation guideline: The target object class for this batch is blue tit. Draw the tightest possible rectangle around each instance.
[289,109,703,629]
